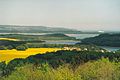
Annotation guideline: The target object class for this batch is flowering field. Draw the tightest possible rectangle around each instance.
[0,48,61,63]
[0,38,19,41]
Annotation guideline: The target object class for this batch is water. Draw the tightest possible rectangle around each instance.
[66,34,120,51]
[66,34,99,39]
[44,40,80,45]
[100,46,120,52]
[43,33,98,45]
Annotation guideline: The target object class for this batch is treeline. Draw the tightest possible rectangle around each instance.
[0,40,44,50]
[0,50,120,77]
[0,40,106,52]
[81,33,120,47]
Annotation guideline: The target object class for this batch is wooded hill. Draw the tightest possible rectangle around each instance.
[81,33,120,47]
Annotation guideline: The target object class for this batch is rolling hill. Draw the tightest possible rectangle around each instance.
[0,25,81,34]
[81,33,120,47]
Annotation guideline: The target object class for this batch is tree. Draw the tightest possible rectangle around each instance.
[7,45,14,50]
[0,46,7,50]
[16,45,28,51]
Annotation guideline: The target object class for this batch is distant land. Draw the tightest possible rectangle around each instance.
[0,25,82,34]
[0,25,109,34]
[0,25,119,34]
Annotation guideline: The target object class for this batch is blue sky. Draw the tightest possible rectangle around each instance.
[0,0,120,31]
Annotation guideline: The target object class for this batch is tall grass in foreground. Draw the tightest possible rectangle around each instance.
[3,58,120,80]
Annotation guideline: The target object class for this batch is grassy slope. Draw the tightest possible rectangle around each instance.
[0,33,76,41]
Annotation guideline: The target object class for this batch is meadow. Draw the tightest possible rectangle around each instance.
[0,48,61,63]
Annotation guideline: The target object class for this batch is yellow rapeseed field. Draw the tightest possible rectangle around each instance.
[0,48,61,63]
[0,38,19,41]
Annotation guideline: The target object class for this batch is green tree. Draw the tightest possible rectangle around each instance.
[16,45,28,51]
[0,46,7,50]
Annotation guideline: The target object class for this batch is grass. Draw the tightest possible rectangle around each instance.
[0,48,61,63]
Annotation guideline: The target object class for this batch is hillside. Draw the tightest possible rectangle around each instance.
[0,33,76,41]
[0,25,81,34]
[81,33,120,47]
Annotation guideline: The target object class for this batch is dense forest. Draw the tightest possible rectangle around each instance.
[81,33,120,47]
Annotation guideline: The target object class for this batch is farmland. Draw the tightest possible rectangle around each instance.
[0,38,19,41]
[0,48,61,63]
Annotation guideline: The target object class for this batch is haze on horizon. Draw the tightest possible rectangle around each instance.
[0,0,120,31]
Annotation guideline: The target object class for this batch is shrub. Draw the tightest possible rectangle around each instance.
[4,63,82,80]
[75,58,120,80]
[3,58,120,80]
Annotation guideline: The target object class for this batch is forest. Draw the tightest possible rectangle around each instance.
[81,33,120,47]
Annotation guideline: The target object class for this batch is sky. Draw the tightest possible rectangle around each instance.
[0,0,120,31]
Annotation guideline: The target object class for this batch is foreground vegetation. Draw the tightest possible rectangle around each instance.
[1,58,120,80]
[0,50,120,78]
